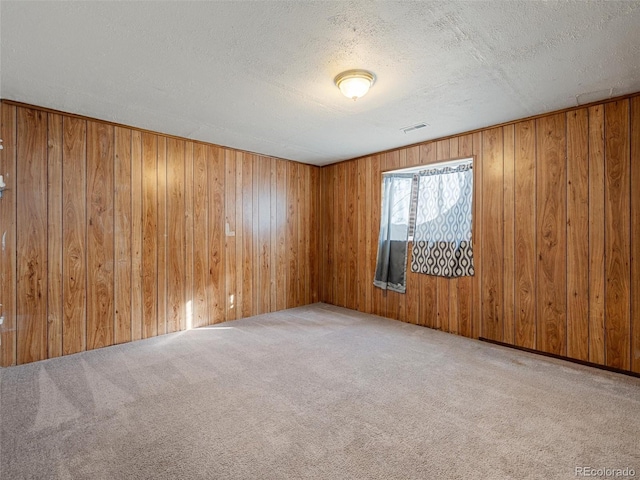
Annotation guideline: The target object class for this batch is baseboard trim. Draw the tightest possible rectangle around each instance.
[478,337,640,379]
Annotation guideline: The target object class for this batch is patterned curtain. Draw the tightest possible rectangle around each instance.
[410,163,474,278]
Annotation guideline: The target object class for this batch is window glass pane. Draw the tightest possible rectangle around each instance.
[389,176,412,240]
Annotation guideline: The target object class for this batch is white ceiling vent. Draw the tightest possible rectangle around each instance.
[401,123,429,134]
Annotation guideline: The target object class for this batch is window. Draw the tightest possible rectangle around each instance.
[374,158,474,293]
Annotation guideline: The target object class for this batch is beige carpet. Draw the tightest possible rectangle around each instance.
[1,303,638,479]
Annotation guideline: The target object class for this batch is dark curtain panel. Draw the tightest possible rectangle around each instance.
[373,173,414,293]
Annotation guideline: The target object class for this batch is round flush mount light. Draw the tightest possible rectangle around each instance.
[334,69,376,101]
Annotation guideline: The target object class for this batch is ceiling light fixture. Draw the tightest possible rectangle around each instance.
[334,69,376,101]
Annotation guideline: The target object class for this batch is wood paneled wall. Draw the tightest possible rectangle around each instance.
[0,102,320,366]
[320,94,640,374]
[2,94,640,373]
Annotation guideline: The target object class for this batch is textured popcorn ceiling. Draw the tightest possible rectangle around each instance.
[2,1,639,165]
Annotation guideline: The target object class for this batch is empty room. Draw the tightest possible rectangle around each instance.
[1,1,639,479]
